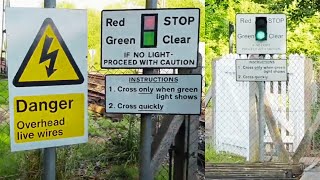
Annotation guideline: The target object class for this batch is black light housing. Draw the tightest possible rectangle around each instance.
[255,17,267,41]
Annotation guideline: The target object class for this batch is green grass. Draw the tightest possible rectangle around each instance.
[205,143,246,163]
[56,142,107,179]
[88,117,106,137]
[105,165,139,180]
[0,80,8,105]
[56,114,141,179]
[0,123,25,177]
[104,164,170,180]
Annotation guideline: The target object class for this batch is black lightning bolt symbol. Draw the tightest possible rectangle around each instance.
[39,35,59,77]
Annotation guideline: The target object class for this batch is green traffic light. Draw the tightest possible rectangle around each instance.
[256,31,266,41]
[255,17,267,41]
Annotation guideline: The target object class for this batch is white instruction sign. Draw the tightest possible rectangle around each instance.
[105,75,202,114]
[101,8,200,68]
[236,59,287,81]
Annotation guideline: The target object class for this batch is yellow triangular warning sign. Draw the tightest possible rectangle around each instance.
[13,18,84,87]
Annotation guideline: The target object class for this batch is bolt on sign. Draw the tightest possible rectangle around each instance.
[6,8,88,152]
[101,8,200,68]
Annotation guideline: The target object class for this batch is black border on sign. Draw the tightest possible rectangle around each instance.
[12,18,84,87]
[235,59,288,82]
[100,8,200,69]
[104,74,203,115]
[235,13,287,55]
[140,13,158,48]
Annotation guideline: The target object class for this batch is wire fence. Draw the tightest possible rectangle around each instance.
[0,57,204,179]
[206,54,320,167]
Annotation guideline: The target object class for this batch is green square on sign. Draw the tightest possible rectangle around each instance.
[143,32,155,46]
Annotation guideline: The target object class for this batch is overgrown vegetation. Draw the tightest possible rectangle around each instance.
[0,123,21,176]
[56,113,141,179]
[0,80,8,105]
[104,165,139,180]
[205,143,246,163]
[0,124,40,179]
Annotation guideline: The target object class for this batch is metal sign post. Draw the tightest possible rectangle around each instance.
[44,0,56,179]
[140,1,157,180]
[44,147,56,180]
[100,0,200,178]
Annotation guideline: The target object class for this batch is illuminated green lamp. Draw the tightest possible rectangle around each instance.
[255,17,267,41]
[256,31,266,41]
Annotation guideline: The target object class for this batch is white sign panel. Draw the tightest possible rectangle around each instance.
[236,59,287,81]
[105,75,202,114]
[101,8,200,68]
[6,8,88,151]
[236,14,286,54]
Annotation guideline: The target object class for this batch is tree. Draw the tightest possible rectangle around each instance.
[166,0,205,41]
[268,0,320,23]
[56,1,76,9]
[205,0,269,89]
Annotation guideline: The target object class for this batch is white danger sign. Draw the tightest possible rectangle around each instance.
[6,8,88,152]
[236,14,286,54]
[236,59,287,81]
[105,75,202,114]
[101,8,200,68]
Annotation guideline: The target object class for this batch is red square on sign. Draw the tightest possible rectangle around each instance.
[144,16,155,30]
